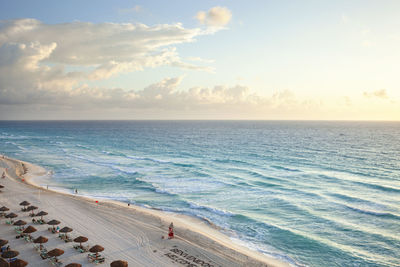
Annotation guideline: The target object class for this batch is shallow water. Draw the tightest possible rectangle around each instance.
[1,121,399,266]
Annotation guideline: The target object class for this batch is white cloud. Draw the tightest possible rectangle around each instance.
[195,6,232,27]
[363,89,388,99]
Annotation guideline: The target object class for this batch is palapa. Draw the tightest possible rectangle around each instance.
[1,250,19,259]
[89,245,104,253]
[13,220,26,226]
[110,260,128,267]
[73,236,88,248]
[47,219,60,225]
[0,206,9,212]
[47,248,64,257]
[19,201,30,207]
[5,213,17,219]
[60,226,73,233]
[9,259,28,267]
[22,225,37,234]
[0,240,8,247]
[33,236,48,244]
[65,264,82,267]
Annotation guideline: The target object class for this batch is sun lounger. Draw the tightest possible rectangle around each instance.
[40,251,49,260]
[49,257,62,267]
[73,244,89,253]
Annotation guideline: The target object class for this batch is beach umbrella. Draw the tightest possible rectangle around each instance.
[9,259,28,267]
[33,236,48,251]
[0,207,9,216]
[111,260,128,267]
[22,225,37,234]
[1,251,19,261]
[0,258,9,267]
[65,264,81,267]
[5,213,17,219]
[19,201,30,211]
[89,245,104,258]
[35,211,48,220]
[59,227,73,238]
[47,219,60,230]
[0,185,4,188]
[0,240,8,247]
[73,236,88,248]
[47,248,64,261]
[13,220,26,226]
[26,205,38,216]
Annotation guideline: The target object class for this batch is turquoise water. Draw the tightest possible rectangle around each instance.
[0,121,399,266]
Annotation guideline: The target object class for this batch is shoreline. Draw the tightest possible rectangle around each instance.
[0,155,288,267]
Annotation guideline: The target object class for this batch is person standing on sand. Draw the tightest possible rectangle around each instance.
[1,171,5,179]
[168,222,174,239]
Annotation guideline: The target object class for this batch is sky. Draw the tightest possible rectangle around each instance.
[0,0,399,120]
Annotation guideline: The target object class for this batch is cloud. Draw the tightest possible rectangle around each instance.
[195,6,232,27]
[119,5,142,13]
[363,89,388,99]
[0,18,213,80]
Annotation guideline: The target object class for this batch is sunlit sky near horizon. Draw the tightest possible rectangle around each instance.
[0,0,399,120]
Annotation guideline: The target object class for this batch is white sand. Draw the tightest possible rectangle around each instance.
[0,156,288,267]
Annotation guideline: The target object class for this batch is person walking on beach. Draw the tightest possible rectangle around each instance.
[1,171,5,179]
[168,222,174,239]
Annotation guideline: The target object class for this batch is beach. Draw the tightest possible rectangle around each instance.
[0,156,286,267]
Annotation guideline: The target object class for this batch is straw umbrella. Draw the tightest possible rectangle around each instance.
[65,264,82,267]
[47,219,60,231]
[0,185,4,193]
[26,206,38,217]
[5,213,17,224]
[35,211,48,222]
[111,260,128,267]
[89,245,104,259]
[22,226,36,240]
[13,220,26,230]
[59,227,73,239]
[0,258,9,267]
[0,240,8,247]
[47,248,64,262]
[33,236,48,251]
[0,206,9,217]
[19,201,30,211]
[73,236,88,249]
[1,251,19,262]
[9,259,27,267]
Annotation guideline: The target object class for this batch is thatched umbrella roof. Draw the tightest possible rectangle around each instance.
[47,248,64,257]
[1,250,19,259]
[5,213,17,219]
[0,258,9,267]
[0,185,4,189]
[89,245,104,253]
[26,206,38,211]
[73,236,88,243]
[9,259,28,267]
[0,240,8,247]
[35,211,48,217]
[33,236,48,244]
[19,201,30,207]
[47,219,60,225]
[73,236,88,248]
[23,225,37,234]
[0,206,9,212]
[13,220,26,226]
[60,227,73,233]
[65,264,82,267]
[110,260,128,267]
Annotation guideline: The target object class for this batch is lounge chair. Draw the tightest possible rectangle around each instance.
[49,257,62,267]
[40,251,49,260]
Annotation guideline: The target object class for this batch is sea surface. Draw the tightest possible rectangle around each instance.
[0,121,399,266]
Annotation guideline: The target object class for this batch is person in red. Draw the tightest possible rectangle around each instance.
[168,222,174,239]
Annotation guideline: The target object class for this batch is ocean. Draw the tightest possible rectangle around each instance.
[0,121,399,266]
